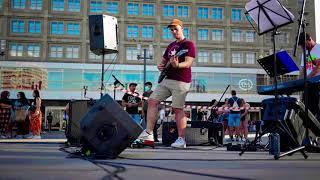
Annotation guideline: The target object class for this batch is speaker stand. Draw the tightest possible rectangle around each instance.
[100,52,105,98]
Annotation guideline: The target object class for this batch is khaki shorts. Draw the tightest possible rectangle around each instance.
[149,79,190,109]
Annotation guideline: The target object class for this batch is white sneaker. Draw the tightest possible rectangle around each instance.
[171,137,186,148]
[137,130,154,142]
[32,135,41,139]
[15,135,23,139]
[24,134,33,139]
[0,135,7,139]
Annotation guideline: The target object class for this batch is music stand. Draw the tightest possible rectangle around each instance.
[239,0,308,160]
[257,50,299,77]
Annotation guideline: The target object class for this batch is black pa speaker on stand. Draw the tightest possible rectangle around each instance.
[80,94,143,159]
[89,14,118,55]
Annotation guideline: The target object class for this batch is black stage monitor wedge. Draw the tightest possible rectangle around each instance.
[80,94,143,158]
[89,14,118,55]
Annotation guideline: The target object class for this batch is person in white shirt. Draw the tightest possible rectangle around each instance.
[298,32,320,119]
[299,32,320,78]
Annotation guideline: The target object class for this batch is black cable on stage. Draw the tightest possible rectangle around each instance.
[58,146,126,180]
[94,160,252,180]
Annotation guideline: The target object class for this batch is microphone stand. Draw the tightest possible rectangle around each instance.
[112,75,124,100]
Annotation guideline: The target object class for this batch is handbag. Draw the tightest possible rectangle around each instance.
[15,109,28,122]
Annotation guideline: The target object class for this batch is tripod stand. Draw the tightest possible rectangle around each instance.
[240,0,308,159]
[293,0,315,149]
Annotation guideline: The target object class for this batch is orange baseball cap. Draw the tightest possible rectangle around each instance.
[167,19,183,28]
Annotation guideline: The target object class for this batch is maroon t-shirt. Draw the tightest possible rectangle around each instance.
[162,39,196,83]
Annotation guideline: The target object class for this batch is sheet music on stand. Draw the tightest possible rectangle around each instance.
[257,50,299,77]
[245,0,294,35]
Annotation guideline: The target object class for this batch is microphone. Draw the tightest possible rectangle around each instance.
[112,75,124,87]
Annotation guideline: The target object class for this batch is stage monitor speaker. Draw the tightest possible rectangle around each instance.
[80,94,143,158]
[66,100,95,145]
[262,97,297,121]
[89,14,118,55]
[293,101,320,137]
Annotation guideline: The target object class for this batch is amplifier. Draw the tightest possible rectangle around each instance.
[66,100,95,145]
[162,121,224,146]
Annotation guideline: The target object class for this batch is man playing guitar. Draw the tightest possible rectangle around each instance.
[138,19,196,148]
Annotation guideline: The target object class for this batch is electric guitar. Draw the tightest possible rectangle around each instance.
[158,49,189,83]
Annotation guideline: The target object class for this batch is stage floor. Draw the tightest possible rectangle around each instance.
[0,141,320,180]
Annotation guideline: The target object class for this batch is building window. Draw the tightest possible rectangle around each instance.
[104,53,117,60]
[212,51,224,63]
[128,2,139,15]
[198,29,209,40]
[232,29,242,42]
[12,20,25,33]
[90,1,103,13]
[28,20,41,34]
[30,0,42,10]
[198,7,209,19]
[142,26,154,39]
[246,31,255,42]
[277,32,289,44]
[198,51,209,63]
[231,8,242,22]
[9,43,24,57]
[163,5,174,17]
[50,45,63,58]
[67,22,80,35]
[12,0,26,9]
[106,1,118,14]
[177,6,189,17]
[212,29,223,41]
[212,7,223,20]
[126,47,138,61]
[232,52,243,64]
[27,44,40,57]
[51,22,64,35]
[142,4,154,16]
[127,25,138,39]
[183,28,189,39]
[162,28,173,40]
[246,53,255,64]
[52,0,64,11]
[66,45,79,58]
[68,0,80,12]
[89,51,102,60]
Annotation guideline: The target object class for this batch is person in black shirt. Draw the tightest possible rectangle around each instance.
[0,91,13,138]
[0,91,12,108]
[122,83,142,125]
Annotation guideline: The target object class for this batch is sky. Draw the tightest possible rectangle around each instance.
[316,0,319,43]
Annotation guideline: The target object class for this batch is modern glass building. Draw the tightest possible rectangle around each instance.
[0,0,316,103]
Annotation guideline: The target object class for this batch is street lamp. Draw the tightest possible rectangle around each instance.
[137,44,153,92]
[0,40,6,57]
